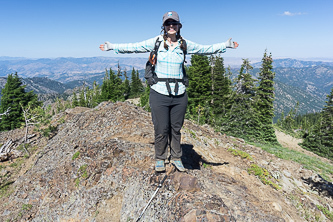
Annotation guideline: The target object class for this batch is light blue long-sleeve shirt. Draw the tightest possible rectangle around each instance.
[110,35,227,96]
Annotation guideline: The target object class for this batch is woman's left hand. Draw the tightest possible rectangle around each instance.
[225,38,239,49]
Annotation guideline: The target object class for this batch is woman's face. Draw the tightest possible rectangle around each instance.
[164,19,180,35]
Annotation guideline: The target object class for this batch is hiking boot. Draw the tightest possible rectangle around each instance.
[171,159,185,172]
[155,160,166,172]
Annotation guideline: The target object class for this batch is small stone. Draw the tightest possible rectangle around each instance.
[0,169,9,177]
[272,202,282,212]
[283,170,291,178]
[184,209,196,222]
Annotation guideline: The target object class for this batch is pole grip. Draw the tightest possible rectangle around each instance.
[159,164,175,186]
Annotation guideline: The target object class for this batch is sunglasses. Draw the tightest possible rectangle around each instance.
[164,21,180,26]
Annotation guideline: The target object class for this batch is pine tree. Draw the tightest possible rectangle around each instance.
[100,68,117,102]
[0,73,40,131]
[187,55,212,124]
[219,59,262,142]
[140,84,151,112]
[210,55,232,120]
[99,65,128,102]
[277,102,299,133]
[300,87,333,159]
[122,68,130,100]
[114,63,124,101]
[130,68,138,97]
[72,92,79,107]
[90,81,100,107]
[86,87,93,107]
[100,69,111,102]
[79,86,86,107]
[130,68,144,98]
[136,70,144,94]
[236,59,256,97]
[257,51,278,143]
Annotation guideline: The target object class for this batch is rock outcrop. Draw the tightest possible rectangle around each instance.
[0,101,332,221]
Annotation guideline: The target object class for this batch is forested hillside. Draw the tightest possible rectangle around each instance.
[1,56,331,121]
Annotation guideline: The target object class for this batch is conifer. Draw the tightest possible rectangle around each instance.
[257,51,278,143]
[100,69,110,102]
[211,55,232,120]
[0,73,40,131]
[130,69,144,98]
[122,68,130,100]
[79,87,86,107]
[187,55,212,124]
[301,87,333,158]
[136,70,144,93]
[140,84,151,112]
[130,68,139,97]
[219,59,262,142]
[100,68,117,102]
[91,81,100,107]
[114,63,124,101]
[72,92,79,107]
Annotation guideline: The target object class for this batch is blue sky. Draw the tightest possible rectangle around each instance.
[1,0,332,60]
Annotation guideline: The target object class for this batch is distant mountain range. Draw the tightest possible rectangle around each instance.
[0,56,148,82]
[253,58,333,68]
[0,56,332,120]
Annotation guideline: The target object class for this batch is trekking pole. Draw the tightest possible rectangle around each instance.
[136,165,175,222]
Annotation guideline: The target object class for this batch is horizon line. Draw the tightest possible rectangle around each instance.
[1,55,333,61]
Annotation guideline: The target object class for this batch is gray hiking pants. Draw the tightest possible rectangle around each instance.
[149,89,188,160]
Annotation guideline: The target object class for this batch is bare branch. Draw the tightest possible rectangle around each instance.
[0,107,11,119]
[0,139,13,154]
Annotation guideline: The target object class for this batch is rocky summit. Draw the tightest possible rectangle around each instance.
[0,101,332,221]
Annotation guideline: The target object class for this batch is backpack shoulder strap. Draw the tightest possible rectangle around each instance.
[181,39,187,55]
[149,37,162,65]
[153,36,163,54]
[155,36,163,48]
[180,39,187,63]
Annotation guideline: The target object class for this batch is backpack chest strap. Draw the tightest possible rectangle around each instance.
[154,78,186,94]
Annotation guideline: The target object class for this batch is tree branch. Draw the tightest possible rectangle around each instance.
[0,107,11,119]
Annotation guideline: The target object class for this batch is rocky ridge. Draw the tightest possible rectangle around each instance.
[0,101,332,221]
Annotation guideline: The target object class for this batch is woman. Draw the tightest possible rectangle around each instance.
[100,11,238,172]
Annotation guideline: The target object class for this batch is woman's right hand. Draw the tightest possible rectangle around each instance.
[99,43,105,51]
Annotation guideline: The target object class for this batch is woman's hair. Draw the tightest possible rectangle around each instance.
[161,28,187,52]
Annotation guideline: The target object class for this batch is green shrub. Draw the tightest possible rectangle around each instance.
[41,125,57,138]
[22,204,32,211]
[189,130,196,139]
[249,142,333,182]
[317,205,333,220]
[72,151,80,160]
[228,148,253,160]
[75,164,89,187]
[75,178,80,187]
[247,164,281,190]
[0,181,14,198]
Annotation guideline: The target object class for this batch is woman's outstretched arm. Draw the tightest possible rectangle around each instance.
[186,38,238,55]
[99,36,162,54]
